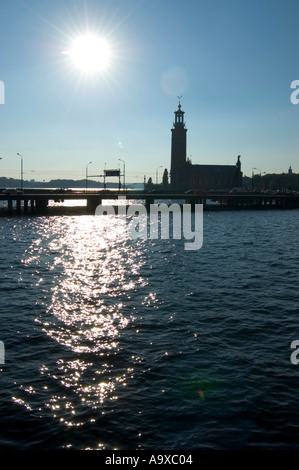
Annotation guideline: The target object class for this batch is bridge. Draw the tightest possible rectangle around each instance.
[0,188,299,215]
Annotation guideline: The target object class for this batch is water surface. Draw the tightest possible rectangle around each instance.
[0,209,299,449]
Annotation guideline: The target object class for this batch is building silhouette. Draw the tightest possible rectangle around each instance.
[170,102,243,191]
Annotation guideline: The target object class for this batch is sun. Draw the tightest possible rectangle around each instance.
[65,34,111,74]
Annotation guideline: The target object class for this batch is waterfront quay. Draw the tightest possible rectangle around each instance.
[0,188,299,216]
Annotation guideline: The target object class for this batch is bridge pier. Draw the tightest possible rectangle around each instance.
[16,200,21,214]
[7,199,13,213]
[35,199,48,213]
[275,198,285,209]
[87,197,102,214]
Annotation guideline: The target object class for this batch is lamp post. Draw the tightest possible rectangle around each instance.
[104,162,107,189]
[156,165,163,185]
[118,158,125,190]
[17,153,23,190]
[86,161,92,190]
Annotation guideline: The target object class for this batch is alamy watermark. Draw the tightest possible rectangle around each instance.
[95,196,203,251]
[0,80,4,104]
[290,340,299,365]
[0,341,4,364]
[290,80,299,104]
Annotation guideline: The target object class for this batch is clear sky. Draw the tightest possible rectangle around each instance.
[0,0,298,184]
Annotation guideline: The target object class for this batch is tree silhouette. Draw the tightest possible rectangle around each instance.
[146,177,153,190]
[162,168,169,189]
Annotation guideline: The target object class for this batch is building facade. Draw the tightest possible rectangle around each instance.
[170,103,242,191]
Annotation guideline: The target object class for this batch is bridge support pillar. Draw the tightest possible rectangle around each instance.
[16,200,21,214]
[87,197,102,214]
[36,199,48,213]
[7,199,13,213]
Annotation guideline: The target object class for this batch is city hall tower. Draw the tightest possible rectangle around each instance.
[170,101,187,189]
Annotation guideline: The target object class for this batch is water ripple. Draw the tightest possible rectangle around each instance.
[0,210,299,449]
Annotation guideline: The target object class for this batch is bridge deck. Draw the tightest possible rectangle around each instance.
[0,189,298,214]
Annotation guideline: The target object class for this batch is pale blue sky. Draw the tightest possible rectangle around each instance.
[0,0,298,183]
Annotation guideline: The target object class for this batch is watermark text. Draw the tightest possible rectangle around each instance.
[95,196,203,251]
[290,340,299,364]
[0,341,4,364]
[290,80,299,104]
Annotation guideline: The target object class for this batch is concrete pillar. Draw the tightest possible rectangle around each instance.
[8,199,13,213]
[36,199,48,213]
[87,197,102,214]
[16,200,21,214]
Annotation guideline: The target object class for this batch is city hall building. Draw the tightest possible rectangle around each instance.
[170,102,243,191]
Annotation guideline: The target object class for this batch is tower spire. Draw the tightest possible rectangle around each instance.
[173,98,185,127]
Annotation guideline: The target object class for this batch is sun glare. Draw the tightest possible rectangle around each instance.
[66,34,111,74]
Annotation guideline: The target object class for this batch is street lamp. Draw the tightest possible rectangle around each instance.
[118,158,125,190]
[17,153,23,190]
[86,161,92,190]
[253,167,262,176]
[104,163,107,189]
[156,165,163,185]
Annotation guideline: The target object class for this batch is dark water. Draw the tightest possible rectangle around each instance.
[0,209,299,450]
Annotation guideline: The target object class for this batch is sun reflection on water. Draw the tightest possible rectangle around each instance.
[20,215,148,428]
